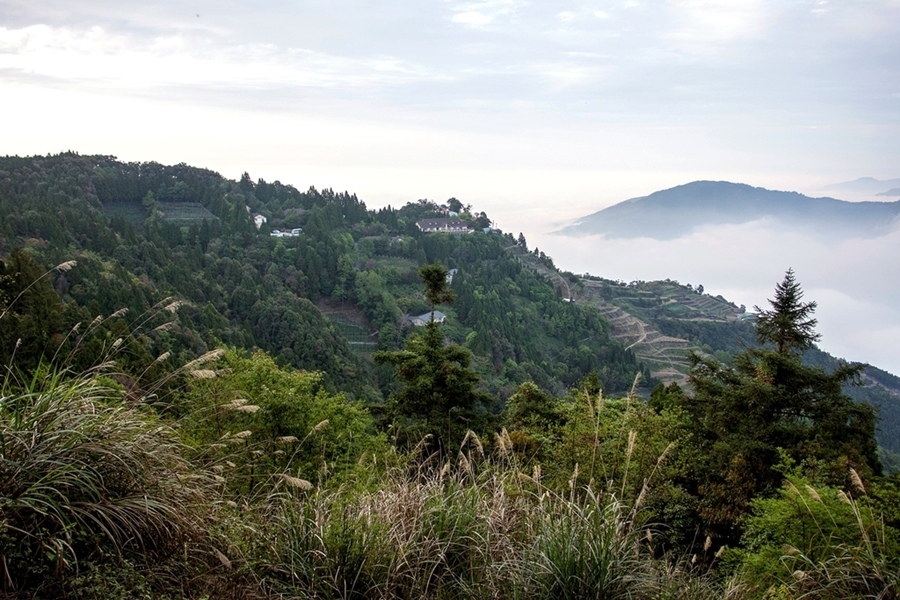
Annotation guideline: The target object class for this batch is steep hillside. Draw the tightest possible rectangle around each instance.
[0,153,644,403]
[507,258,900,455]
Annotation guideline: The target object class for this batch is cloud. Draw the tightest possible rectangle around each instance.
[662,0,771,54]
[446,0,522,28]
[0,23,441,102]
[451,11,493,27]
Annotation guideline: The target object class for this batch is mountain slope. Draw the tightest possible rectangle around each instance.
[2,154,898,455]
[0,153,645,402]
[821,177,900,196]
[559,181,900,240]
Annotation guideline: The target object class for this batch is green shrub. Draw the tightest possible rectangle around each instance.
[0,369,217,596]
[731,473,899,599]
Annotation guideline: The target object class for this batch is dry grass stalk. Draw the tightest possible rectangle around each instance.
[108,307,129,319]
[182,348,226,371]
[163,300,184,313]
[55,260,78,272]
[461,429,485,458]
[308,419,329,435]
[626,430,637,460]
[280,474,313,491]
[805,485,823,503]
[189,369,217,379]
[848,468,866,495]
[495,430,508,456]
[226,430,253,443]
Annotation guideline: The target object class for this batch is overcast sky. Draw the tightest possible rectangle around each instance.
[1,0,898,373]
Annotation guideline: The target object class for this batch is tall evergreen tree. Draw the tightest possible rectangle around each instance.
[374,263,489,456]
[754,268,821,354]
[419,262,454,320]
[679,270,880,549]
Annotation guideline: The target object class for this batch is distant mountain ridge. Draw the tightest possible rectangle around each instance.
[559,181,900,240]
[821,177,900,196]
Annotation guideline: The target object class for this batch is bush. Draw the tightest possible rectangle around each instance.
[0,369,218,596]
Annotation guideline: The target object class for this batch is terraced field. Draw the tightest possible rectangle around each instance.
[318,301,378,355]
[579,281,693,384]
[513,250,746,385]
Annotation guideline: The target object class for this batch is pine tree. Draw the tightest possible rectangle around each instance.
[374,263,489,456]
[678,270,880,550]
[754,268,821,354]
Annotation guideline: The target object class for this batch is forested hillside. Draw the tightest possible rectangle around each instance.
[2,153,898,599]
[0,153,646,402]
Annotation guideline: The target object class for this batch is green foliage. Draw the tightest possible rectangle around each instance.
[376,321,493,455]
[419,262,455,313]
[0,368,216,595]
[246,447,701,600]
[521,490,651,600]
[755,269,821,355]
[0,153,646,404]
[730,472,899,599]
[676,272,882,549]
[552,390,692,534]
[374,264,493,455]
[178,349,388,493]
[0,249,67,372]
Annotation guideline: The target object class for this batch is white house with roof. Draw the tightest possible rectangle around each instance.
[408,310,447,326]
[271,228,302,237]
[416,218,472,234]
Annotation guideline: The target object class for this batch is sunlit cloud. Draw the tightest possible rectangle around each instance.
[0,24,438,97]
[451,11,493,26]
[446,0,522,28]
[663,0,770,53]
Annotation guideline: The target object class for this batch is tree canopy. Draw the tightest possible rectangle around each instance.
[677,270,881,547]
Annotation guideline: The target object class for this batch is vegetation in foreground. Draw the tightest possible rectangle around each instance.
[1,258,897,599]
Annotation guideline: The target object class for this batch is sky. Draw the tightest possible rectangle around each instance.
[1,0,899,374]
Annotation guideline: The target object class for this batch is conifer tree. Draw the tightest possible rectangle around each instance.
[754,268,821,354]
[375,263,489,456]
[679,270,880,549]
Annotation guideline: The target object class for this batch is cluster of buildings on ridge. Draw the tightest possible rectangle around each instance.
[255,213,493,237]
[252,214,302,237]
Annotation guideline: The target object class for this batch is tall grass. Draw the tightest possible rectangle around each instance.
[0,368,225,596]
[247,434,693,600]
[730,473,899,600]
[520,489,648,599]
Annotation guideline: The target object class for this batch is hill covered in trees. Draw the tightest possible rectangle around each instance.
[0,153,647,402]
[2,153,898,599]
